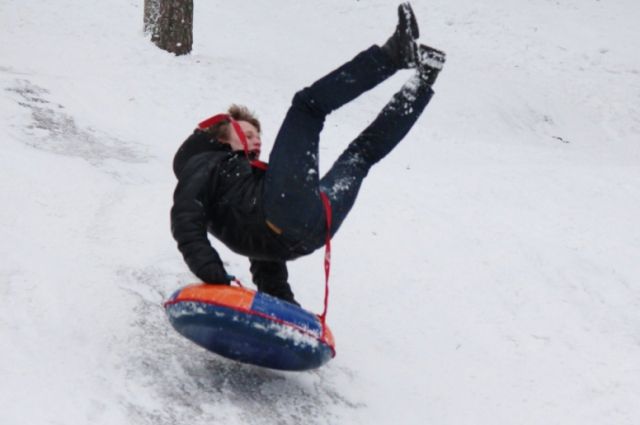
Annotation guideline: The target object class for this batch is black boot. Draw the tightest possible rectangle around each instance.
[381,3,420,69]
[258,280,300,307]
[418,44,446,86]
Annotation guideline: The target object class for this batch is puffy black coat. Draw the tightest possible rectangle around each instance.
[170,130,298,296]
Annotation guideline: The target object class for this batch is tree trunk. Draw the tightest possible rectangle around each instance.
[144,0,193,56]
[143,0,160,34]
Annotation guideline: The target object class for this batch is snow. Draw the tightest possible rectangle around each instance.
[1,0,640,424]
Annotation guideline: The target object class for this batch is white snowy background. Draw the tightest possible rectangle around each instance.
[2,0,639,424]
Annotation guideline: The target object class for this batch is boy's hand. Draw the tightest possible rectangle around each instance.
[197,262,232,285]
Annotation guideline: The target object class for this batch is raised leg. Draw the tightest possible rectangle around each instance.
[320,75,434,236]
[264,46,397,242]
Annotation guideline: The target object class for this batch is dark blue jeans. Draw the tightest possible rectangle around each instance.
[264,45,434,253]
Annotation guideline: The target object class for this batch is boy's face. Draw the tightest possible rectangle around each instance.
[224,120,262,158]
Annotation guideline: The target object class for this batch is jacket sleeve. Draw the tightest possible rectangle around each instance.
[171,153,229,283]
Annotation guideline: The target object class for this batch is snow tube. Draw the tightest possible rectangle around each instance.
[164,284,336,371]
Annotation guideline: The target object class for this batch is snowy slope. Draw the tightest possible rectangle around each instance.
[2,0,640,424]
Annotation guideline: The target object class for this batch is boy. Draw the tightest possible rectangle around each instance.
[171,3,445,305]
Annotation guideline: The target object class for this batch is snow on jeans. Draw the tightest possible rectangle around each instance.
[264,45,434,253]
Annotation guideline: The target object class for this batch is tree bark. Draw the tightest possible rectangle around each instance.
[144,0,193,56]
[143,0,160,34]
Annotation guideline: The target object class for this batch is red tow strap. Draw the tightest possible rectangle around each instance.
[318,191,332,327]
[197,113,229,130]
[198,114,334,336]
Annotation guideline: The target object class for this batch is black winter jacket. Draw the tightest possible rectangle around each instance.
[170,130,298,287]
